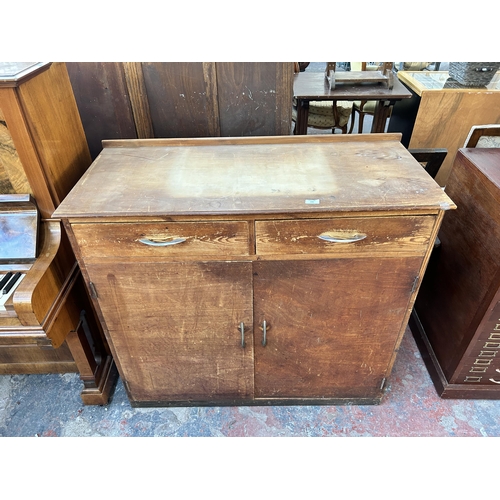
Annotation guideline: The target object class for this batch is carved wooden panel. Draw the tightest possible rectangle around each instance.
[0,106,31,194]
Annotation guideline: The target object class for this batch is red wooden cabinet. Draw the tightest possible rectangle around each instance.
[411,148,500,398]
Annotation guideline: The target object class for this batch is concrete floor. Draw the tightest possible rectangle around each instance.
[1,326,499,437]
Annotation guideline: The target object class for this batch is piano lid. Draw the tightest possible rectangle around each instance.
[0,63,51,88]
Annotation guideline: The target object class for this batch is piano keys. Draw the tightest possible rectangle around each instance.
[0,272,25,312]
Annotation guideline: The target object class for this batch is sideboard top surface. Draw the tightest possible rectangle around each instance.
[53,135,455,219]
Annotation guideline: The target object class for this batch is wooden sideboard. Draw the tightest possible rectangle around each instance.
[389,70,500,186]
[0,62,117,404]
[410,148,500,399]
[54,134,454,407]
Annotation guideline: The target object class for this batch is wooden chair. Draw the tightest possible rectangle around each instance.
[348,62,393,134]
[464,124,500,148]
[292,62,353,134]
[408,148,447,179]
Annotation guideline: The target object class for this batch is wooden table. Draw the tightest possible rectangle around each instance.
[389,70,500,186]
[54,134,454,407]
[293,71,412,135]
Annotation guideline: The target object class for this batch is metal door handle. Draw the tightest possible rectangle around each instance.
[261,320,267,347]
[138,237,187,246]
[239,322,245,348]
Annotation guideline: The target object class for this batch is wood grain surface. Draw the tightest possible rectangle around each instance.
[54,135,454,219]
[414,148,500,382]
[253,257,421,398]
[407,89,500,185]
[58,135,454,405]
[87,260,254,402]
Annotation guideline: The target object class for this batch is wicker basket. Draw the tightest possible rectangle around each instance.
[449,62,500,86]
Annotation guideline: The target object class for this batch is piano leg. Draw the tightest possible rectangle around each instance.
[66,325,118,406]
[64,275,118,405]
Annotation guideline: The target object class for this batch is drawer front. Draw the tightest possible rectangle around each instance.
[72,221,250,258]
[255,216,435,256]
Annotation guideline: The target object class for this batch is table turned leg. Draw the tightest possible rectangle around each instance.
[295,99,309,135]
[371,100,393,133]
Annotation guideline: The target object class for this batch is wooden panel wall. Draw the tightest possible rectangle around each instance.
[66,62,138,159]
[67,62,294,159]
[216,62,293,136]
[141,62,220,138]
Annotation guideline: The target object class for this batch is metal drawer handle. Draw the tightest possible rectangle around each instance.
[239,322,245,348]
[318,233,366,243]
[138,237,187,246]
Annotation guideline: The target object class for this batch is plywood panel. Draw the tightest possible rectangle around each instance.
[54,136,453,219]
[253,257,420,398]
[66,62,138,159]
[408,91,500,185]
[142,62,220,138]
[217,62,293,136]
[87,261,254,402]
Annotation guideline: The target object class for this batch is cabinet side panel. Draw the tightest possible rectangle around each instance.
[414,151,500,379]
[17,62,92,207]
[408,92,500,186]
[86,261,254,403]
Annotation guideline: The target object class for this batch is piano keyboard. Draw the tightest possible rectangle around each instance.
[0,272,26,311]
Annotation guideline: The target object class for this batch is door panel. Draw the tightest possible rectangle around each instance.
[87,261,254,402]
[253,257,421,399]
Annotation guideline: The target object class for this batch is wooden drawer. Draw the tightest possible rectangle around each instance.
[72,221,250,258]
[255,216,435,256]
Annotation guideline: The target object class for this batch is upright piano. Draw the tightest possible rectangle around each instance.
[0,62,117,404]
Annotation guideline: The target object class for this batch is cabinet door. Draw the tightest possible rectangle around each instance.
[253,257,421,400]
[86,261,254,403]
